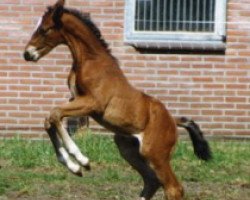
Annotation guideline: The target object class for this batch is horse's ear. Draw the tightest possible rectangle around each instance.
[52,0,65,29]
[55,0,65,7]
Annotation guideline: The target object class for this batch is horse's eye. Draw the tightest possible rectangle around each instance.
[39,28,51,36]
[39,28,46,35]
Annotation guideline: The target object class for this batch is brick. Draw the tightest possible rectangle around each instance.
[158,56,180,61]
[19,105,40,111]
[157,70,178,76]
[202,110,223,116]
[225,110,246,116]
[31,99,53,105]
[20,79,41,85]
[9,99,30,104]
[20,92,42,98]
[192,90,213,96]
[19,119,41,125]
[193,77,213,82]
[180,97,201,102]
[225,97,247,103]
[103,21,123,28]
[203,97,225,102]
[214,91,236,96]
[213,103,235,109]
[89,2,113,7]
[9,112,30,118]
[0,92,18,97]
[31,113,46,118]
[203,123,223,129]
[203,84,225,90]
[226,84,247,90]
[193,64,213,69]
[225,124,246,130]
[191,103,212,109]
[9,72,31,77]
[180,71,201,76]
[0,118,18,124]
[9,85,30,91]
[124,62,146,68]
[32,86,53,92]
[179,109,200,115]
[180,56,202,62]
[0,0,20,4]
[213,116,235,122]
[204,57,225,62]
[212,130,234,136]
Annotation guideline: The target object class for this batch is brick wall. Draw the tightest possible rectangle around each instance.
[0,0,250,138]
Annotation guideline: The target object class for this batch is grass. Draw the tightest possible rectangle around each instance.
[0,131,249,200]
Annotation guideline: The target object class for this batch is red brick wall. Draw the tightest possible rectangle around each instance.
[0,0,250,138]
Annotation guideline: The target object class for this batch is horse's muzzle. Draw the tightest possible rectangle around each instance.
[23,51,34,61]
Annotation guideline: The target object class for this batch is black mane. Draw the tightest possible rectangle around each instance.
[64,8,110,51]
[47,7,110,51]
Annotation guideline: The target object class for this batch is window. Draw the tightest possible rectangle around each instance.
[124,0,227,50]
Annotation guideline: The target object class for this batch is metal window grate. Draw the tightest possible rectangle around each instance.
[135,0,216,32]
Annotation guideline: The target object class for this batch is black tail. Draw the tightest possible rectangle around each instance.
[176,117,212,161]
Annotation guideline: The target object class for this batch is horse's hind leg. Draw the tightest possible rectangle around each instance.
[114,134,161,200]
[141,104,184,200]
[141,134,184,200]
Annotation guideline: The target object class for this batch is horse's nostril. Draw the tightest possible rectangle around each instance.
[24,51,32,61]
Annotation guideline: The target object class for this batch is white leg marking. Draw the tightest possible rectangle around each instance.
[141,198,146,200]
[134,132,144,152]
[58,123,90,167]
[59,147,81,173]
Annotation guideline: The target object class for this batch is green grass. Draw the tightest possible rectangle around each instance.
[0,132,249,200]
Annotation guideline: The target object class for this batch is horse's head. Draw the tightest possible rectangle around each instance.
[24,0,65,62]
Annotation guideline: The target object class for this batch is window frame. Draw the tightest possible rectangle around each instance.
[124,0,227,50]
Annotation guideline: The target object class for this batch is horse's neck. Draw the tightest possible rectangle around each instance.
[65,34,91,65]
[62,14,110,67]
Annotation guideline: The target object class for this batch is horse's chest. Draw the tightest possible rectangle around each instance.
[68,71,78,98]
[68,70,90,98]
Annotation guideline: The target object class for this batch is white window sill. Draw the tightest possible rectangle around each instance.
[124,39,226,50]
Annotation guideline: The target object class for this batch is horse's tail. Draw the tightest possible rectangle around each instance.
[175,117,212,161]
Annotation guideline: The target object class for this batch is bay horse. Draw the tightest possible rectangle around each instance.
[23,1,211,199]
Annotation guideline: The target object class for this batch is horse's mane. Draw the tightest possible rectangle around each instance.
[64,8,110,51]
[47,7,110,52]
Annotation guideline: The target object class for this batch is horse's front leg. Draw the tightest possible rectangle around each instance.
[45,96,97,175]
[44,121,83,176]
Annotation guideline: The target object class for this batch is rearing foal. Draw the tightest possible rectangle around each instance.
[24,1,211,200]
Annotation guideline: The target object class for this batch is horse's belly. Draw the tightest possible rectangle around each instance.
[102,96,148,133]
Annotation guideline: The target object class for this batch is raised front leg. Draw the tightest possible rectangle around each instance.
[45,96,97,175]
[44,121,83,176]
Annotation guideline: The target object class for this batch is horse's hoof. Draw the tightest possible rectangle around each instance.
[83,164,91,171]
[74,170,83,177]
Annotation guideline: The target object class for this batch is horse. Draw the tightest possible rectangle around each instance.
[23,1,211,199]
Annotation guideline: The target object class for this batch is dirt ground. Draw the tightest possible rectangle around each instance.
[1,179,249,200]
